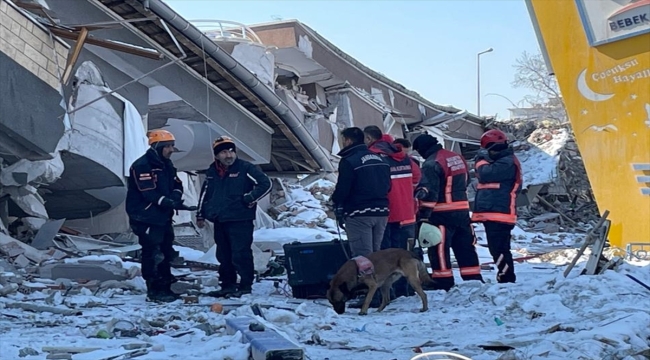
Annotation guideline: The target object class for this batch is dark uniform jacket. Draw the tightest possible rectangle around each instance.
[126,148,183,226]
[197,158,271,222]
[471,147,522,225]
[332,143,391,218]
[416,144,471,225]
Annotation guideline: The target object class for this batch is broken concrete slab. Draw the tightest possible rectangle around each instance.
[12,254,31,268]
[6,302,82,315]
[39,262,129,282]
[0,242,25,258]
[31,219,66,250]
[0,232,47,263]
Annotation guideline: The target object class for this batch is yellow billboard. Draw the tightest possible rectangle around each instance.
[526,0,650,247]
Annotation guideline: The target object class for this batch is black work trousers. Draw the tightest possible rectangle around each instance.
[131,220,175,291]
[214,220,255,289]
[484,221,516,283]
[381,222,416,297]
[427,216,483,291]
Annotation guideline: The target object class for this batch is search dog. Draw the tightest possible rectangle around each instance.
[326,248,434,315]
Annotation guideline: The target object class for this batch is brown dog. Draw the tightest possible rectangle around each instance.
[326,248,433,315]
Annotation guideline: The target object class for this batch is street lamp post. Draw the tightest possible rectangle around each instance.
[477,48,493,117]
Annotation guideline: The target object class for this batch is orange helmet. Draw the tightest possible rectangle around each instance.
[148,129,175,145]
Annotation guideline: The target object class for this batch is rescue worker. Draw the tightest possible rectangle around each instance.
[197,136,272,298]
[363,127,419,300]
[471,129,522,283]
[412,134,483,291]
[126,129,190,303]
[332,127,391,257]
[363,126,418,253]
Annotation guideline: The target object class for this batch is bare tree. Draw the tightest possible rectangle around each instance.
[511,51,567,122]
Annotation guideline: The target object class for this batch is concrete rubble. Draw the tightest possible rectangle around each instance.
[491,118,600,234]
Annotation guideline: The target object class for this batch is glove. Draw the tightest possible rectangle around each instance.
[475,149,492,162]
[415,188,428,200]
[170,189,183,202]
[159,197,177,210]
[243,193,255,208]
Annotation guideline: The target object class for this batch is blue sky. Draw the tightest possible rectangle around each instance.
[166,0,542,119]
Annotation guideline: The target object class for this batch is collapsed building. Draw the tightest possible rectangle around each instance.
[0,0,488,246]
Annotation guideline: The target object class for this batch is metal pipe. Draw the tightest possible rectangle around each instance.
[139,0,335,173]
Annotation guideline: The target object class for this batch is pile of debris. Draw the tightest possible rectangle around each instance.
[0,222,144,299]
[267,178,337,232]
[491,119,600,232]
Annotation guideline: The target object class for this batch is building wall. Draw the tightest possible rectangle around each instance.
[0,1,67,160]
[0,1,67,90]
[527,0,650,247]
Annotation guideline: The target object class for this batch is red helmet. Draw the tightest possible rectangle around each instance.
[480,129,508,149]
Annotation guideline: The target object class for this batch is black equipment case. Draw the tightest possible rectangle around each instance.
[282,240,351,299]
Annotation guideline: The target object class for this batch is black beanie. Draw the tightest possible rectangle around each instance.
[213,137,236,155]
[412,134,439,156]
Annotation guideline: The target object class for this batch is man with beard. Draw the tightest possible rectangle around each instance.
[197,136,271,298]
[126,129,192,303]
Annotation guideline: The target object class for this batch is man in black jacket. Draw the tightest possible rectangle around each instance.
[332,127,391,257]
[126,129,190,303]
[197,136,271,298]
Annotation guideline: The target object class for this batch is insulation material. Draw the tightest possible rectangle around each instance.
[112,93,148,177]
[298,35,313,59]
[4,186,48,219]
[0,153,64,187]
[231,43,275,89]
[370,87,386,105]
[329,109,341,155]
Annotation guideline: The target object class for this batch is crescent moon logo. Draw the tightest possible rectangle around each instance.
[577,69,615,102]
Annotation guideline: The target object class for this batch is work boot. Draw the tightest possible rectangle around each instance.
[227,285,252,298]
[206,284,237,298]
[147,290,180,303]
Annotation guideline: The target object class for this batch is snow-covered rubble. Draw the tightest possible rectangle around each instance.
[1,181,649,360]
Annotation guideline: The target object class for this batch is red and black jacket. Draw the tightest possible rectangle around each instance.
[416,144,470,218]
[471,148,522,225]
[369,136,418,224]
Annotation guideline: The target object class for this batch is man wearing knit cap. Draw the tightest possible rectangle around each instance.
[197,136,272,298]
[126,129,191,303]
[412,134,483,291]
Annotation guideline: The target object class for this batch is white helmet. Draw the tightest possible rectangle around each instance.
[418,223,442,248]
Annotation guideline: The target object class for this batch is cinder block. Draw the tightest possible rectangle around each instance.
[0,38,17,59]
[31,25,52,44]
[4,5,27,28]
[1,1,9,13]
[24,43,48,68]
[226,316,304,360]
[9,18,21,35]
[20,28,43,53]
[14,52,40,77]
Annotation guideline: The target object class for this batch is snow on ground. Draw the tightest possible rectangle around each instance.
[1,240,648,360]
[2,182,649,360]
